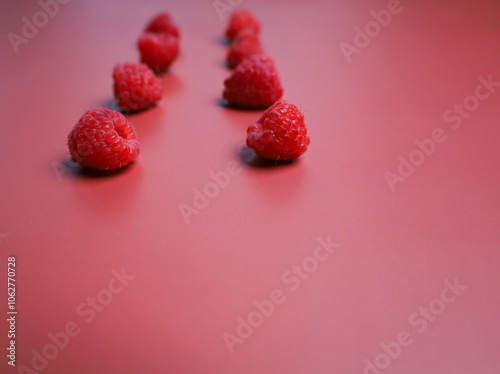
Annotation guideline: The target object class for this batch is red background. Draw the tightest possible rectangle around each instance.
[1,0,499,373]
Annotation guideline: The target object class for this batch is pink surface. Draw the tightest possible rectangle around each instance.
[1,0,500,373]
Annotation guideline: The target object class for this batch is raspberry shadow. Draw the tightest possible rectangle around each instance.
[61,157,136,178]
[239,145,296,168]
[218,98,265,112]
[101,98,160,115]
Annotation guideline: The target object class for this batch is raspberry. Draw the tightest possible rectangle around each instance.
[138,32,179,74]
[227,29,263,69]
[246,100,310,161]
[225,9,260,40]
[223,55,283,108]
[67,108,140,171]
[113,63,162,112]
[145,12,180,38]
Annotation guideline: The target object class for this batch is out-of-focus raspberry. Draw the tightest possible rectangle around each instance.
[138,32,179,74]
[145,12,180,38]
[225,9,260,40]
[113,62,162,112]
[227,29,263,69]
[223,55,283,108]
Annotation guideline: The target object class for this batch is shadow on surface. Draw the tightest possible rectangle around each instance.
[218,97,266,112]
[239,145,295,169]
[60,157,135,179]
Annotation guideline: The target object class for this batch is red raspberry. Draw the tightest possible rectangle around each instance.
[223,55,283,108]
[67,108,140,171]
[246,100,310,161]
[138,32,179,74]
[145,12,180,38]
[113,63,162,112]
[227,29,263,69]
[226,9,260,40]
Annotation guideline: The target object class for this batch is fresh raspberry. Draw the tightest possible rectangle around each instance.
[138,32,179,74]
[227,29,263,69]
[145,12,180,38]
[67,108,140,171]
[113,63,162,112]
[225,9,260,40]
[246,100,310,161]
[223,55,283,108]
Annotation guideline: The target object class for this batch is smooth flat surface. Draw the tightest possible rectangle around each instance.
[1,0,499,373]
